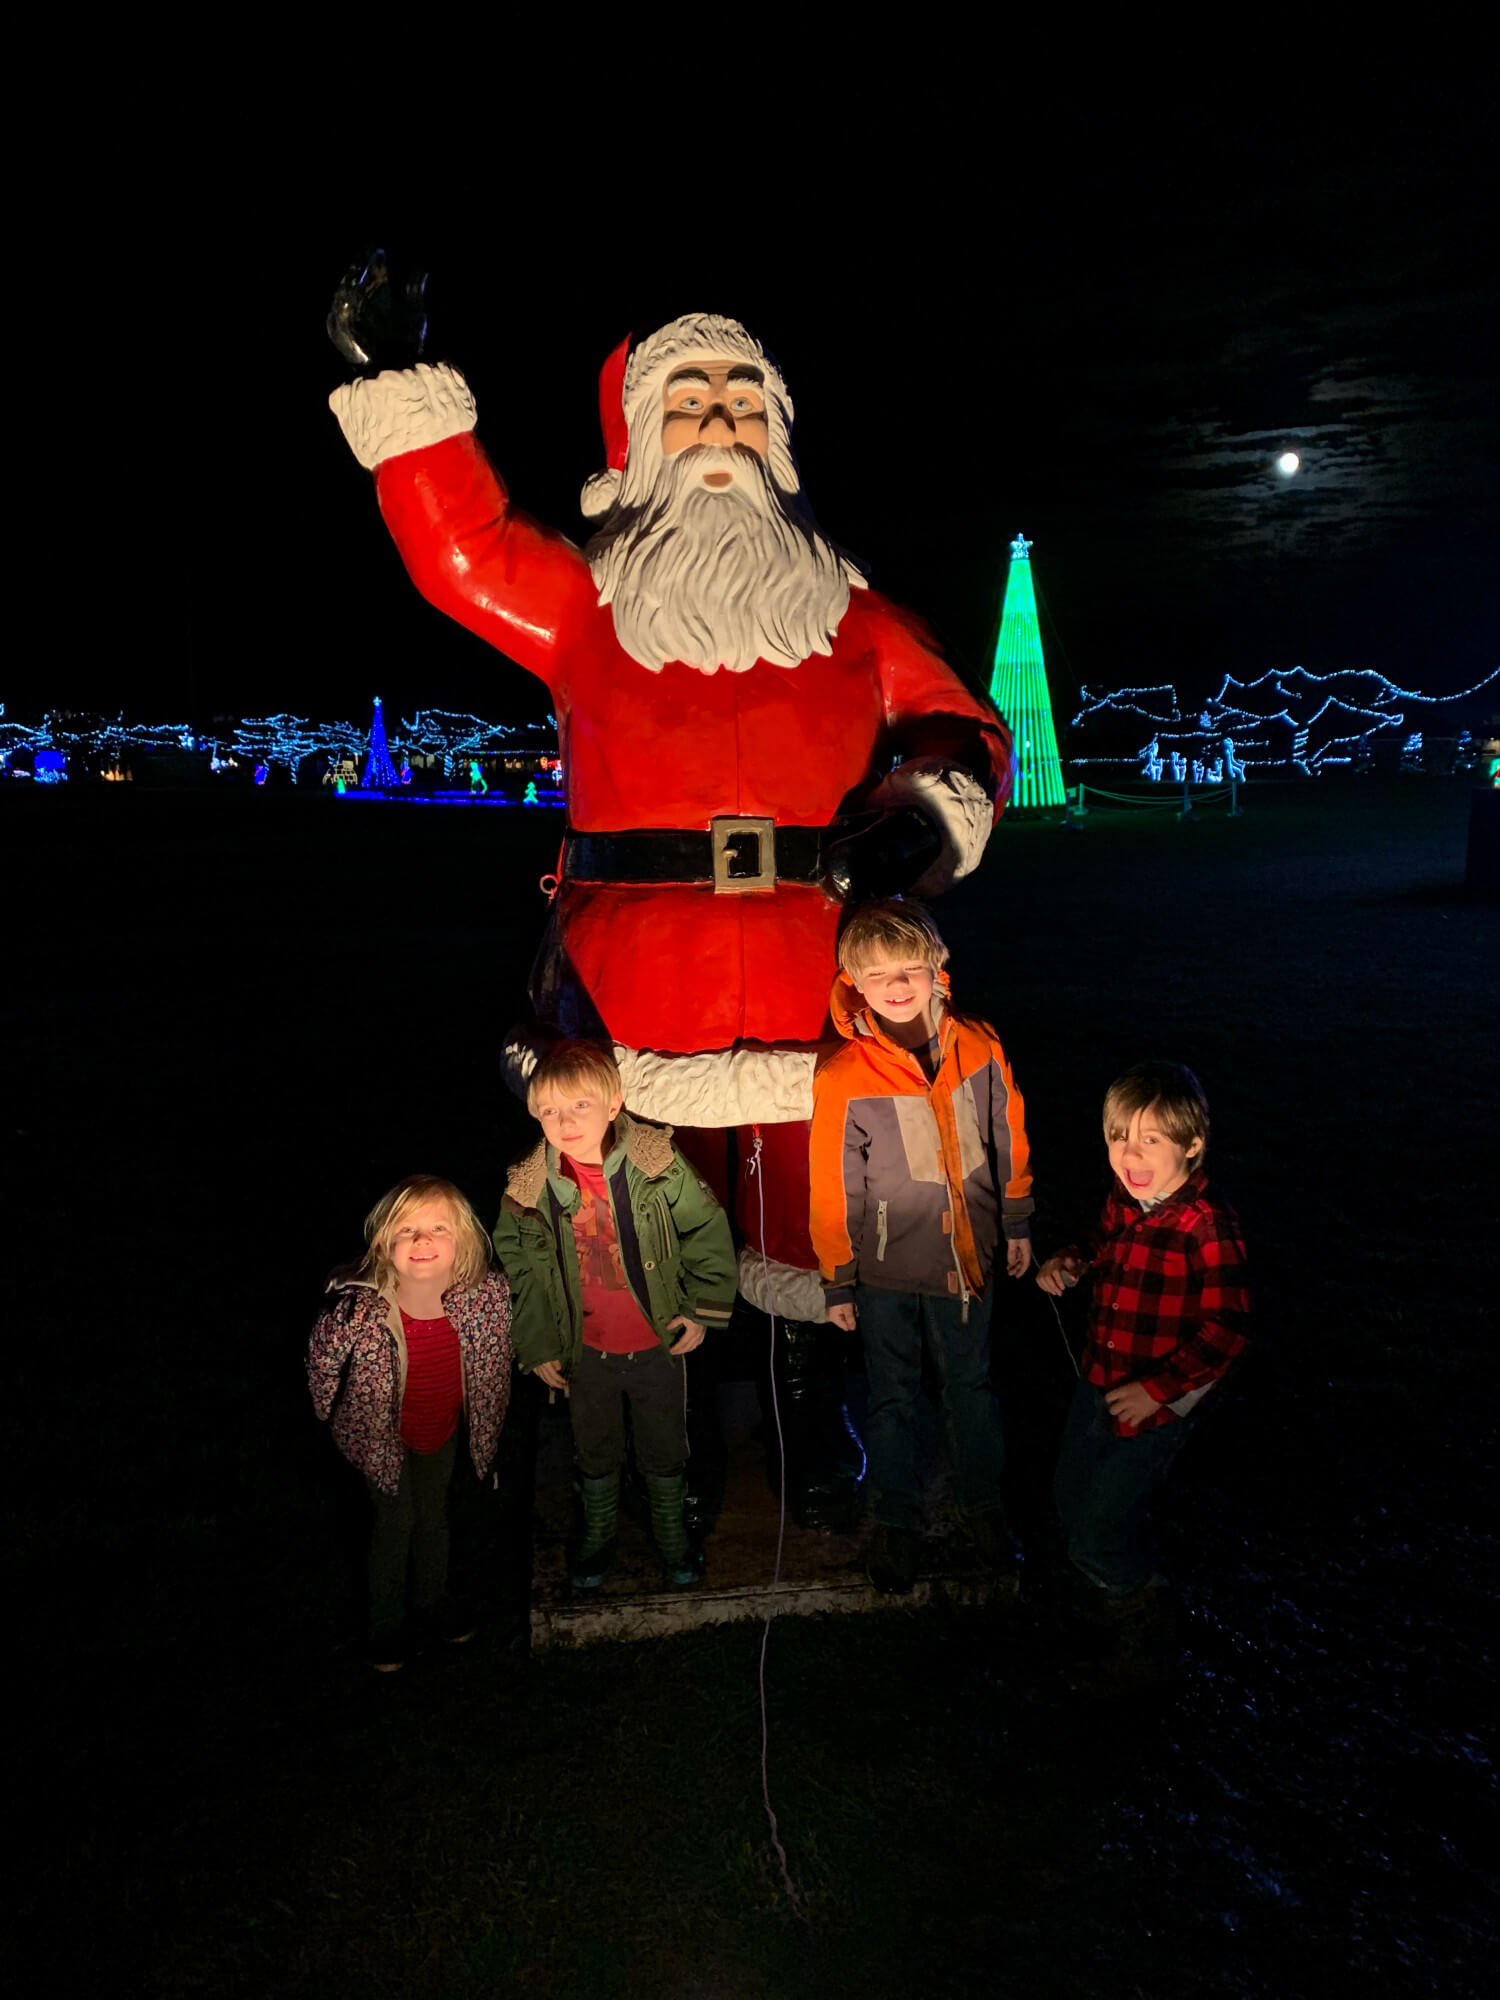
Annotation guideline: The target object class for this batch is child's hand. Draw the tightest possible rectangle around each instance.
[1006,1239,1033,1278]
[668,1316,705,1355]
[1104,1380,1159,1428]
[1036,1254,1082,1296]
[534,1360,569,1391]
[826,1302,858,1331]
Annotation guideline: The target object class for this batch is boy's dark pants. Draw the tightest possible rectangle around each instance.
[1053,1380,1192,1596]
[570,1344,688,1477]
[858,1285,1006,1533]
[366,1434,456,1642]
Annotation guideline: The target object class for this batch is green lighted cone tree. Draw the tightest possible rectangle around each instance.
[988,534,1066,809]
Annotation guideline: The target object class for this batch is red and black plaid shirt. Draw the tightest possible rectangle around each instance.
[1067,1168,1250,1434]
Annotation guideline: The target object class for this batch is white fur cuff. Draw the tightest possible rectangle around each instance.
[328,362,477,471]
[868,757,994,892]
[614,1043,816,1128]
[736,1247,827,1324]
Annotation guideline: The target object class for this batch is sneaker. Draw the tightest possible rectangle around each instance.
[1064,1580,1178,1697]
[866,1524,921,1595]
[433,1600,478,1646]
[365,1630,407,1674]
[1074,1573,1167,1628]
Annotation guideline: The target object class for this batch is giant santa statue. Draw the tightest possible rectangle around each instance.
[329,274,1013,1523]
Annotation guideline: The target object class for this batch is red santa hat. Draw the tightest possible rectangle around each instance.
[580,313,798,521]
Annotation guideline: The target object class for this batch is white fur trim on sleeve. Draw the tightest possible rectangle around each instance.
[736,1246,827,1324]
[328,362,476,471]
[867,757,995,893]
[613,1043,816,1128]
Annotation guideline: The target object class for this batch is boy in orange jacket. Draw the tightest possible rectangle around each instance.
[810,900,1034,1593]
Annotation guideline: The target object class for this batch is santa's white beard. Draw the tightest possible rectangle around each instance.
[585,447,859,674]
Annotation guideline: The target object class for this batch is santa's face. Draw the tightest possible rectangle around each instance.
[586,340,861,674]
[662,362,769,484]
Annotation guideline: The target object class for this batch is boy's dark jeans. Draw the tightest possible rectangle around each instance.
[570,1344,688,1479]
[857,1285,1006,1533]
[1053,1379,1192,1595]
[366,1434,456,1642]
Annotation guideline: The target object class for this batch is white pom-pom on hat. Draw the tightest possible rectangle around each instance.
[580,466,623,521]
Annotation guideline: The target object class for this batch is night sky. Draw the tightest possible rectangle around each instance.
[89,81,1497,732]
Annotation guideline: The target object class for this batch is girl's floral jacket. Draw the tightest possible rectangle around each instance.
[306,1271,513,1495]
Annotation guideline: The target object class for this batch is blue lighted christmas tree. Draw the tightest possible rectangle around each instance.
[988,535,1066,809]
[362,695,400,790]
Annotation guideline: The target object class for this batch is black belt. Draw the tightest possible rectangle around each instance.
[563,818,827,892]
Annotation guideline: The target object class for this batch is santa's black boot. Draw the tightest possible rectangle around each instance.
[765,1318,862,1533]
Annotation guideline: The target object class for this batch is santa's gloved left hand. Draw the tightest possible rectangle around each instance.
[327,247,429,374]
[824,806,943,902]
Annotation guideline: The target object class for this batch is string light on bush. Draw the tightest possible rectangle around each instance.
[1072,664,1499,777]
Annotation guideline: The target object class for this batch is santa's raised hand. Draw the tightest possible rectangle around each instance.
[327,248,429,375]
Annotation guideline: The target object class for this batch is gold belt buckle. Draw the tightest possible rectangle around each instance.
[710,816,777,893]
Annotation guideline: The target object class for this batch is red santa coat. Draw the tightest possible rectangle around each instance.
[369,428,1012,1059]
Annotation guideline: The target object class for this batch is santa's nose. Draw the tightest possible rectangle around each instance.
[699,405,737,443]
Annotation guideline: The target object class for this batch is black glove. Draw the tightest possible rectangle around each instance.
[823,806,943,902]
[327,247,429,374]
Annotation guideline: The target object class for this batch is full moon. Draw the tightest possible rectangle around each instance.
[1277,451,1301,475]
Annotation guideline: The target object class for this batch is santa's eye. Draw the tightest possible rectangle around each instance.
[677,395,703,412]
[731,397,755,413]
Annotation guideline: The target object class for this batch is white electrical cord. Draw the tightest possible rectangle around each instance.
[1042,1276,1083,1378]
[746,1130,803,1913]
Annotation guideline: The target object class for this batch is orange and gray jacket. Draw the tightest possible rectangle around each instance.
[810,971,1033,1309]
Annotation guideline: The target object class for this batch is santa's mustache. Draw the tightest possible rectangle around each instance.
[585,432,861,674]
[626,442,783,530]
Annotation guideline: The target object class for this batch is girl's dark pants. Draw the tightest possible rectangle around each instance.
[569,1344,688,1477]
[1053,1379,1192,1595]
[365,1434,456,1642]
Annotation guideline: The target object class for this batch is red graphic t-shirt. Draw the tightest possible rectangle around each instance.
[399,1310,463,1453]
[562,1157,659,1354]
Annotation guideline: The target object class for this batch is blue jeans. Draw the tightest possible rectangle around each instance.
[1052,1380,1193,1594]
[857,1286,1006,1532]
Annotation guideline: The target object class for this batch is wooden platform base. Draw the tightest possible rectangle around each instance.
[527,1389,1014,1650]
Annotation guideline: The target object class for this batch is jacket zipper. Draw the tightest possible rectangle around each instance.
[927,1022,970,1320]
[876,1199,889,1261]
[940,1171,971,1323]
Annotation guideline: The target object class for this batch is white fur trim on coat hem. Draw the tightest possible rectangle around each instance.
[329,362,477,471]
[868,757,994,893]
[737,1246,827,1324]
[614,1043,816,1128]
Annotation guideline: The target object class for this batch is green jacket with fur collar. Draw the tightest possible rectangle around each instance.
[493,1111,735,1378]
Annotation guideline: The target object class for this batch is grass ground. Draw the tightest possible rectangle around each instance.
[6,777,1496,1996]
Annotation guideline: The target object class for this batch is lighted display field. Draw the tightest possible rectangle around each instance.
[988,535,1066,809]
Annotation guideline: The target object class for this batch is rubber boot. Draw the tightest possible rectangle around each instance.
[643,1471,703,1590]
[569,1472,620,1592]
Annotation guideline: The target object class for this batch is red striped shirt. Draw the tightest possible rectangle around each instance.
[399,1311,463,1452]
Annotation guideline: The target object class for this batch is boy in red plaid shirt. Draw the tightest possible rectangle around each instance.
[1038,1061,1249,1686]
